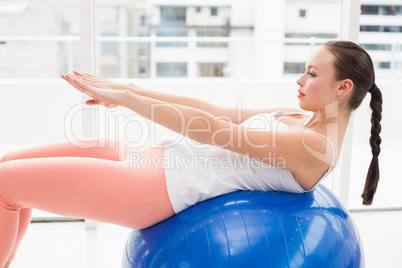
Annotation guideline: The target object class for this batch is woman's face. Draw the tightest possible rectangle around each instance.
[296,47,340,111]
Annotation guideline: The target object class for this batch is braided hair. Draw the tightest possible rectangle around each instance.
[324,41,382,205]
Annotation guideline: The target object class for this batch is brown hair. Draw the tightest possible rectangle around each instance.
[324,41,382,205]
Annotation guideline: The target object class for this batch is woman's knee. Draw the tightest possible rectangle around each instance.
[0,152,18,163]
[0,147,36,163]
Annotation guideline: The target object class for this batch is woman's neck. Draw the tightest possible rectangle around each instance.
[306,102,351,141]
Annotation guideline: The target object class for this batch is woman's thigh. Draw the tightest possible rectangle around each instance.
[0,146,174,229]
[0,140,125,162]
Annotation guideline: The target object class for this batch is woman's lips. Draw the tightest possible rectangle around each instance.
[298,90,305,98]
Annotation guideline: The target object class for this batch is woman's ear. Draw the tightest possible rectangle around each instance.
[336,79,353,98]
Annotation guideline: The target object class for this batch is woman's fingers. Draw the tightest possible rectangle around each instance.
[68,71,129,92]
[63,72,124,108]
[74,71,110,83]
[64,73,95,97]
[63,73,103,104]
[64,74,87,94]
[61,74,82,92]
[86,99,117,108]
[63,72,100,97]
[71,77,96,95]
[71,71,115,88]
[86,99,100,106]
[72,77,118,104]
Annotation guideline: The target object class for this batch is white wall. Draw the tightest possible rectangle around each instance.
[0,81,82,148]
[230,0,255,27]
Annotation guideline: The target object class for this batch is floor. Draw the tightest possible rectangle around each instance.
[8,210,402,268]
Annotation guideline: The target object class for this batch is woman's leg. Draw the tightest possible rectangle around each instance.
[0,139,124,162]
[3,208,31,266]
[0,140,124,266]
[0,146,174,267]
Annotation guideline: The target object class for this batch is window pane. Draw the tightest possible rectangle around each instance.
[378,62,391,69]
[361,5,379,15]
[157,62,187,77]
[283,62,305,74]
[160,7,186,24]
[197,63,226,77]
[156,28,187,48]
[197,27,229,48]
[360,25,381,32]
[382,5,402,16]
[383,26,402,33]
[101,22,119,55]
[211,7,218,16]
[361,44,392,51]
[0,0,80,79]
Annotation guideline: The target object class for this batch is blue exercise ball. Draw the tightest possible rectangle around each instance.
[122,184,364,267]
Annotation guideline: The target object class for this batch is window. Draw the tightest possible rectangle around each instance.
[138,61,147,74]
[382,5,402,16]
[100,22,119,56]
[160,7,186,24]
[360,25,381,32]
[198,63,225,77]
[299,9,306,18]
[283,62,305,74]
[378,62,391,69]
[0,1,80,79]
[156,28,188,47]
[197,27,229,47]
[361,5,402,16]
[383,26,402,33]
[361,25,402,33]
[196,7,201,13]
[211,7,218,16]
[285,33,337,39]
[157,62,187,77]
[138,43,149,56]
[361,44,392,51]
[361,5,379,15]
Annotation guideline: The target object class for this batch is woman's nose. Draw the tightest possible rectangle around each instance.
[296,74,304,86]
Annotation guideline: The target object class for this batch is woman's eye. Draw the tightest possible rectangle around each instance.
[308,72,316,77]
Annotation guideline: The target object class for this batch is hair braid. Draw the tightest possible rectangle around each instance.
[325,41,383,205]
[361,88,382,205]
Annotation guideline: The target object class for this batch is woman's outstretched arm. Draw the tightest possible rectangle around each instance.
[65,71,299,124]
[64,74,333,190]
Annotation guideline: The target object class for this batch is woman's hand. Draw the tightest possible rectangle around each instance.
[65,71,146,94]
[61,72,131,108]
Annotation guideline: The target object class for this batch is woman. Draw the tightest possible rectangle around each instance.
[0,41,382,268]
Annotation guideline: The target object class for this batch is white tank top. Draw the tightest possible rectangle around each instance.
[162,112,334,214]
